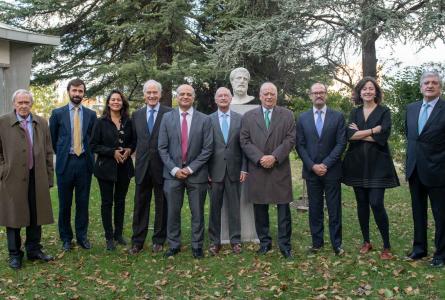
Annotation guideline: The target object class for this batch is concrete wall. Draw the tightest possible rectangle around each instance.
[0,40,10,66]
[0,41,33,115]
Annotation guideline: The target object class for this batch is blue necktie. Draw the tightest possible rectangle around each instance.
[418,103,430,134]
[148,109,155,134]
[221,113,229,143]
[316,110,323,137]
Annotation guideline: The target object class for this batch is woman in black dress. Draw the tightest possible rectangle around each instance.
[90,90,134,250]
[342,77,399,260]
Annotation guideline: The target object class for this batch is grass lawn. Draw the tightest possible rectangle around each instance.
[0,159,444,299]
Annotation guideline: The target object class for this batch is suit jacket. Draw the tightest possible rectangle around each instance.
[405,98,445,186]
[158,108,213,183]
[0,112,54,228]
[240,106,296,204]
[296,107,346,180]
[49,104,97,175]
[132,105,172,185]
[90,116,135,182]
[209,110,247,182]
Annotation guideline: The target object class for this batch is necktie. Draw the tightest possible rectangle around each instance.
[264,110,270,129]
[418,103,430,134]
[221,113,229,143]
[20,120,33,170]
[316,110,323,137]
[148,109,155,134]
[181,112,188,164]
[73,106,82,156]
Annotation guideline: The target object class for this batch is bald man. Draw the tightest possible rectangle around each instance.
[208,87,247,255]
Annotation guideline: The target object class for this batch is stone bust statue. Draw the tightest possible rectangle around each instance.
[230,67,255,105]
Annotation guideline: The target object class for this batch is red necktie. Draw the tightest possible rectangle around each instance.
[181,112,188,164]
[20,120,34,170]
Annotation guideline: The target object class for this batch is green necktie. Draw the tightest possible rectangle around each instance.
[265,110,270,129]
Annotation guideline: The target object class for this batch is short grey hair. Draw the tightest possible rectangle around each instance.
[259,82,277,94]
[214,87,232,99]
[230,67,250,82]
[176,84,195,97]
[143,79,162,94]
[419,70,443,88]
[12,89,33,103]
[309,82,328,93]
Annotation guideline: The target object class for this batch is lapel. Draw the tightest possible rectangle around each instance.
[212,112,225,143]
[254,107,268,138]
[307,109,319,138]
[62,105,72,140]
[152,105,165,137]
[188,109,199,148]
[227,111,238,144]
[173,108,182,145]
[81,105,90,138]
[266,107,280,139]
[319,108,331,139]
[138,106,149,139]
[420,99,444,135]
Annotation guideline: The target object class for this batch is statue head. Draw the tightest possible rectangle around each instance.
[230,67,251,98]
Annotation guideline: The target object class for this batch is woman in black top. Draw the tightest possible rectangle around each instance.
[90,90,134,250]
[342,77,399,260]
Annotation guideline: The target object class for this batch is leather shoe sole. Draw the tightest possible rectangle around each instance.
[164,248,180,258]
[406,252,427,260]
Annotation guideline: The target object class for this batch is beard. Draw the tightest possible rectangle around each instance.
[70,95,82,105]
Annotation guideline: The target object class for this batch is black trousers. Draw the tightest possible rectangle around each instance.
[6,168,42,257]
[306,178,342,249]
[97,165,131,241]
[253,203,292,251]
[409,169,445,259]
[131,168,167,247]
[353,187,390,249]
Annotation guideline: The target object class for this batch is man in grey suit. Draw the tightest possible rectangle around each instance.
[296,82,346,256]
[158,84,213,259]
[208,87,247,255]
[129,80,173,255]
[240,82,296,259]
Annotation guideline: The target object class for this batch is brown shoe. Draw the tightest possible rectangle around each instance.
[232,243,242,254]
[128,245,143,255]
[359,242,373,254]
[380,248,393,260]
[209,244,221,256]
[152,244,163,253]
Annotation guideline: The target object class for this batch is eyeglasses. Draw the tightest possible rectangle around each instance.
[310,91,326,96]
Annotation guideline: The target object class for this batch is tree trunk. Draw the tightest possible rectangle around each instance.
[361,32,378,78]
[156,39,173,107]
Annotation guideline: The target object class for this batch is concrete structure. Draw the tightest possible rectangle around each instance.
[0,22,60,115]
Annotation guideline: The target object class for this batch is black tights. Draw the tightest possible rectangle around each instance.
[353,187,390,249]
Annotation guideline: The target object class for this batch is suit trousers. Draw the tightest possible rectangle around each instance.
[57,154,92,243]
[208,174,241,245]
[306,178,342,249]
[97,165,131,241]
[253,203,292,251]
[7,168,42,257]
[409,168,445,259]
[164,179,207,249]
[131,168,167,247]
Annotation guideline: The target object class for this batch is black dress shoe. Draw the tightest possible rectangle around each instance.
[256,245,272,255]
[280,249,293,259]
[114,236,127,246]
[164,248,180,258]
[308,246,322,254]
[430,257,444,268]
[334,247,345,256]
[28,251,54,262]
[106,240,116,251]
[77,239,92,250]
[128,245,143,255]
[62,241,73,252]
[9,256,22,270]
[192,248,204,259]
[406,251,427,260]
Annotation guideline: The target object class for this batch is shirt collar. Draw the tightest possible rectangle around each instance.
[313,105,327,114]
[179,106,194,116]
[69,102,82,111]
[218,109,230,117]
[422,97,439,107]
[262,106,273,114]
[16,112,32,123]
[147,102,160,111]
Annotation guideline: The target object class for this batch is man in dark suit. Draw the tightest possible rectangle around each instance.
[129,80,172,254]
[208,87,247,255]
[405,70,445,268]
[49,78,97,251]
[158,84,213,259]
[0,90,54,269]
[296,82,346,256]
[240,82,296,259]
